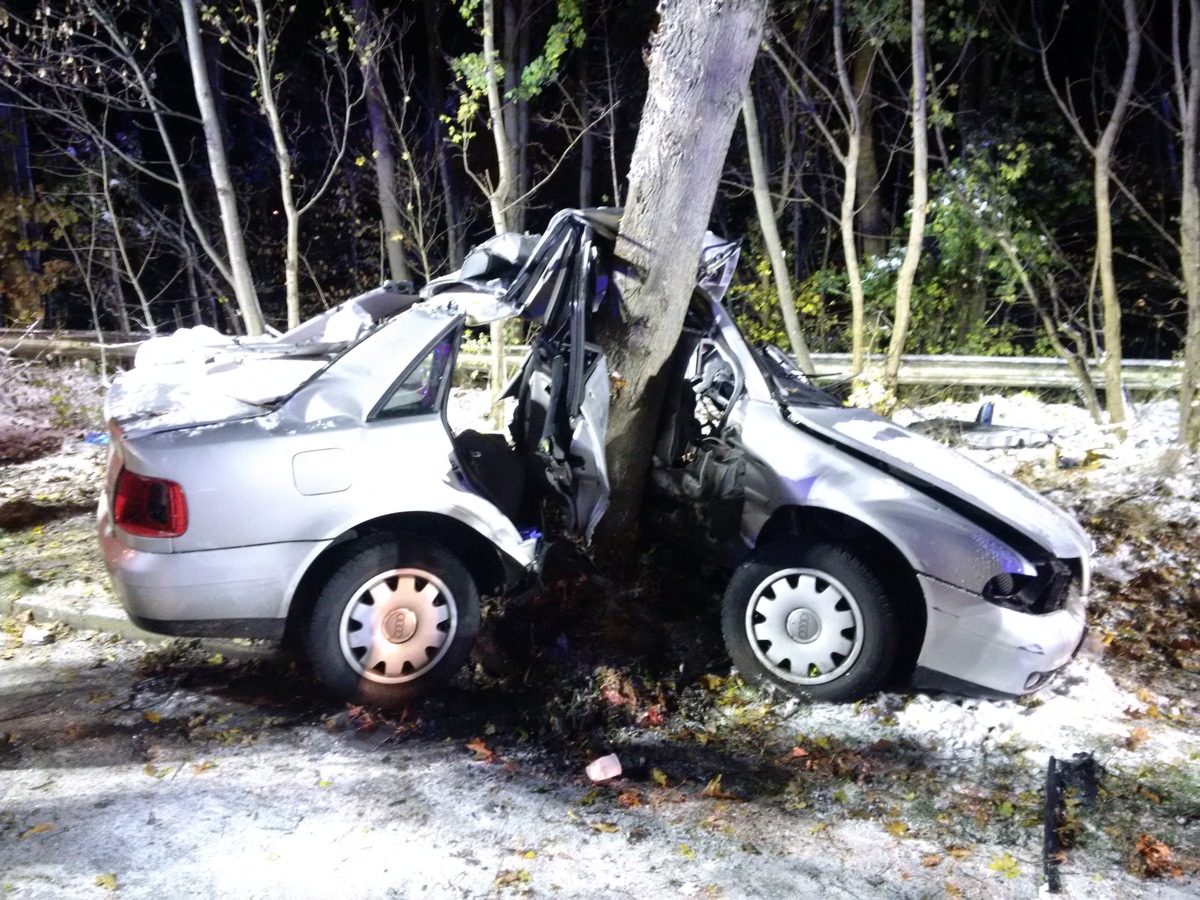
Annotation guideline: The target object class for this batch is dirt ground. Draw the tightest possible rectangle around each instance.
[1,376,1198,898]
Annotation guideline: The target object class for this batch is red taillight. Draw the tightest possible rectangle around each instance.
[113,469,188,538]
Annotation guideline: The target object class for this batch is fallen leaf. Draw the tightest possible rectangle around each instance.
[791,747,810,758]
[641,705,665,726]
[947,845,973,861]
[945,883,963,897]
[191,761,216,775]
[921,854,942,868]
[317,779,332,788]
[94,874,118,891]
[678,843,696,859]
[465,737,495,763]
[589,822,619,833]
[997,800,1014,817]
[884,820,909,837]
[700,775,737,800]
[988,853,1021,879]
[651,768,669,787]
[520,850,537,859]
[1125,726,1151,751]
[143,711,161,724]
[19,823,55,839]
[699,674,725,692]
[617,790,643,808]
[1132,833,1183,878]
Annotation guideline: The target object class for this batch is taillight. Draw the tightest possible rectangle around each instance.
[113,469,188,538]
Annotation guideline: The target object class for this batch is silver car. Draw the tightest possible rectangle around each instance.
[98,209,1091,706]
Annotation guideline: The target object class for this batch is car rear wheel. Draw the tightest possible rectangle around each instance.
[306,535,480,707]
[721,541,898,702]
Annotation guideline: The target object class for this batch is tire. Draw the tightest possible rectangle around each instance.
[305,535,480,707]
[721,541,898,702]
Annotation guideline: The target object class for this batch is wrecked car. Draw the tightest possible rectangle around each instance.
[98,208,1092,706]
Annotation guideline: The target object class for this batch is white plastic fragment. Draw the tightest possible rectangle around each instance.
[21,624,53,646]
[585,753,621,782]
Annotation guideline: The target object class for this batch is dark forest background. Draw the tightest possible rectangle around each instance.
[0,0,1194,371]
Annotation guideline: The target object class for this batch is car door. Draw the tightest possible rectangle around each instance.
[508,219,610,541]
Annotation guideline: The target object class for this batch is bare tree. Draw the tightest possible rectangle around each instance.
[741,90,814,371]
[883,0,929,396]
[206,0,361,328]
[1174,0,1200,447]
[597,0,766,549]
[352,0,413,287]
[1037,0,1143,429]
[181,0,264,335]
[768,1,879,378]
[0,1,266,333]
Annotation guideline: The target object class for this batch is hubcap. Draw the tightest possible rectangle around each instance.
[339,568,457,683]
[745,568,863,685]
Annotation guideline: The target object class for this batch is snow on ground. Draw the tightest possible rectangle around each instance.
[2,370,1198,896]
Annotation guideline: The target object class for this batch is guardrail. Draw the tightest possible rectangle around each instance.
[0,328,1183,393]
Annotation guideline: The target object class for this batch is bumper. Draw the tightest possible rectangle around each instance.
[99,504,330,638]
[913,574,1087,697]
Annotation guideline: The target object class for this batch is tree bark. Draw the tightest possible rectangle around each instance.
[852,43,886,259]
[180,0,264,335]
[1175,0,1200,447]
[742,91,814,371]
[422,0,466,269]
[596,0,766,552]
[884,0,929,395]
[1093,0,1142,429]
[353,0,412,287]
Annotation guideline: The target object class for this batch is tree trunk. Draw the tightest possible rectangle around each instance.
[834,0,870,377]
[1176,0,1200,447]
[249,0,304,329]
[353,0,412,287]
[483,0,518,425]
[422,0,465,269]
[742,92,814,371]
[180,0,264,335]
[578,23,594,208]
[852,43,886,259]
[884,0,929,395]
[1094,0,1142,430]
[596,0,766,552]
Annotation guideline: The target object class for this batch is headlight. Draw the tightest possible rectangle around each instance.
[983,558,1074,614]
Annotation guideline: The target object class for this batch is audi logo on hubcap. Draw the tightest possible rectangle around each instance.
[785,607,821,643]
[383,608,418,644]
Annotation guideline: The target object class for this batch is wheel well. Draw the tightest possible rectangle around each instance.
[282,512,511,648]
[755,505,927,682]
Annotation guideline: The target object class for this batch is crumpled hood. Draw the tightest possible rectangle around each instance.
[786,404,1093,561]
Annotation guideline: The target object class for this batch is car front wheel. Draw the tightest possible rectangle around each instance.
[306,535,480,707]
[721,541,898,702]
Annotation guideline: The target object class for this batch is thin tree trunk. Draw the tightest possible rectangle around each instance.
[742,92,813,371]
[483,0,517,426]
[1176,0,1200,446]
[108,249,132,335]
[1094,0,1142,429]
[100,148,156,334]
[353,0,412,287]
[422,0,465,269]
[180,0,264,335]
[596,0,765,552]
[853,44,886,259]
[884,0,929,395]
[578,24,594,208]
[249,0,304,329]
